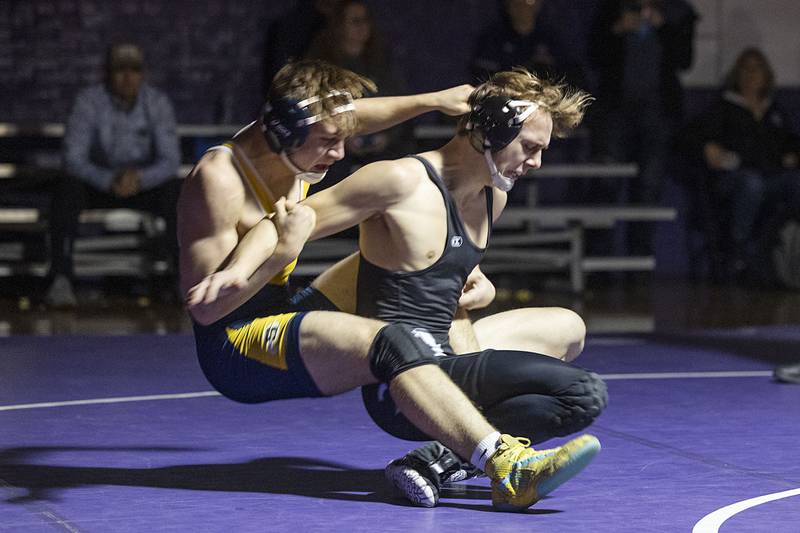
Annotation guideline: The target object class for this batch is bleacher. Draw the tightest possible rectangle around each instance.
[0,123,676,290]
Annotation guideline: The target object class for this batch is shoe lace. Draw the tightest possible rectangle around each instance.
[498,435,534,463]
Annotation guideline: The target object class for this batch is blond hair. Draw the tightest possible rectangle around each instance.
[459,68,592,140]
[269,59,377,137]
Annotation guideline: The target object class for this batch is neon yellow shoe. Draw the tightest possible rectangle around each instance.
[485,434,600,512]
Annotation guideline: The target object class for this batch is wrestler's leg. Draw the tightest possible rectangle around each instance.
[296,311,498,461]
[379,349,605,506]
[472,307,586,362]
[370,350,606,444]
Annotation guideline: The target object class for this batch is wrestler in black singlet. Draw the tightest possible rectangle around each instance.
[357,155,491,355]
[293,155,606,443]
[358,156,606,442]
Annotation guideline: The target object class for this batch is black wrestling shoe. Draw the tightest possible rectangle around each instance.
[774,362,800,384]
[385,441,481,507]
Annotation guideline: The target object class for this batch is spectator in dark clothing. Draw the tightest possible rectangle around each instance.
[588,0,697,255]
[470,0,588,90]
[46,43,181,307]
[262,0,338,96]
[305,0,414,191]
[685,47,800,280]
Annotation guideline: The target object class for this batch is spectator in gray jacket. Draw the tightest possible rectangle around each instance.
[46,43,181,306]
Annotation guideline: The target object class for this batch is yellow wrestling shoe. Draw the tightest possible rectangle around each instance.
[485,433,600,512]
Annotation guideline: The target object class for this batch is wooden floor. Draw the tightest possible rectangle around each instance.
[1,274,799,336]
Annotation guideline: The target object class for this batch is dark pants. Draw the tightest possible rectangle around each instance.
[591,99,674,255]
[714,168,800,247]
[49,174,181,279]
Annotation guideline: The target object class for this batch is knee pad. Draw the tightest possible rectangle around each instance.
[556,371,608,434]
[361,383,431,441]
[368,323,441,383]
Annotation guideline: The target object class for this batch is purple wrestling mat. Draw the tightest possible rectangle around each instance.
[1,330,799,532]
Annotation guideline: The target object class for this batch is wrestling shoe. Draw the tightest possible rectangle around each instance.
[485,433,600,512]
[385,441,481,507]
[774,362,800,384]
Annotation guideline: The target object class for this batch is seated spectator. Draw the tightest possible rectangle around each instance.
[304,0,414,190]
[46,43,181,307]
[685,48,800,281]
[470,0,588,91]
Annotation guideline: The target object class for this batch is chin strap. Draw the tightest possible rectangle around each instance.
[483,150,514,192]
[279,151,328,184]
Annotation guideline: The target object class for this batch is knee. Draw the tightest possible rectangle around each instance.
[555,371,608,434]
[550,308,586,362]
[368,323,441,383]
[562,309,586,362]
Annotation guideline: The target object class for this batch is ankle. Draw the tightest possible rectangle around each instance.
[470,431,501,472]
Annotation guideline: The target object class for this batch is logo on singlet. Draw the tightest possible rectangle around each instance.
[411,328,446,357]
[263,321,281,353]
[451,235,463,248]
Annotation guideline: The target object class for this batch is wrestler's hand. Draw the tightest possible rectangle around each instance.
[273,197,316,259]
[185,268,248,307]
[431,84,474,116]
[458,268,496,310]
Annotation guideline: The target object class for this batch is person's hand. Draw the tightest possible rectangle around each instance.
[273,197,316,259]
[185,268,248,308]
[458,269,496,310]
[431,84,474,116]
[704,142,741,171]
[642,3,665,27]
[783,152,799,169]
[112,169,141,198]
[613,10,641,34]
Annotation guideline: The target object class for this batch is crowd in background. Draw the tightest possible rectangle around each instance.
[5,0,800,308]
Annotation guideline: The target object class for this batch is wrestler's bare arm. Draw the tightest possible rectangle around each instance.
[354,85,473,136]
[179,158,313,325]
[303,159,422,240]
[193,159,421,302]
[178,158,244,297]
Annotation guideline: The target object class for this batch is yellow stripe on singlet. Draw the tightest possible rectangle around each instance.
[225,313,296,370]
[223,142,310,285]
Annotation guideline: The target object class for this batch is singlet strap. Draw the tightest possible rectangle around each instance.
[406,155,493,250]
[229,143,277,213]
[484,186,494,242]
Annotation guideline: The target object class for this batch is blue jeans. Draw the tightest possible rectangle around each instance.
[713,168,800,245]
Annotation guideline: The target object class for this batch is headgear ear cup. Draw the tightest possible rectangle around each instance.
[261,98,313,154]
[467,95,539,192]
[469,96,522,152]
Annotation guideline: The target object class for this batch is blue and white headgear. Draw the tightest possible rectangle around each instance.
[261,90,356,183]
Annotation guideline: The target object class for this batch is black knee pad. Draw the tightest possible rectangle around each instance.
[367,323,441,383]
[361,382,431,441]
[555,371,608,435]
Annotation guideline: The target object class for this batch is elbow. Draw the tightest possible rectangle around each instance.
[188,304,220,326]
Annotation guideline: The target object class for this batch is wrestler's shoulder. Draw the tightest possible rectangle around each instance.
[357,157,428,199]
[185,152,244,195]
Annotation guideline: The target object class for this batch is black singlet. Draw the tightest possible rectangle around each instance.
[356,155,493,354]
